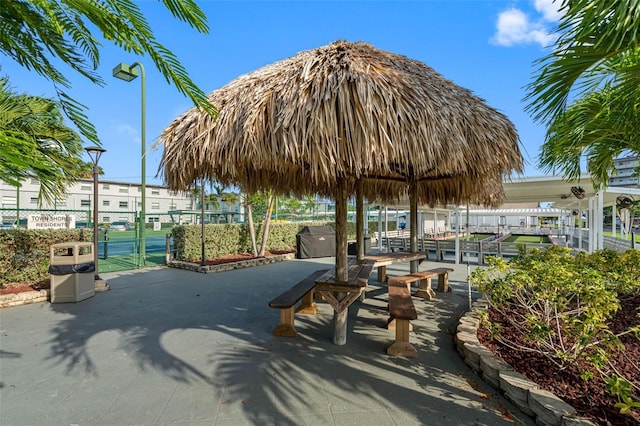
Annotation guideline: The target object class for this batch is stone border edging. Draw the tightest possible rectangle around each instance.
[455,299,596,426]
[168,253,296,274]
[0,281,110,309]
[0,289,50,308]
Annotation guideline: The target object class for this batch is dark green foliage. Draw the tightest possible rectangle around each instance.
[0,228,91,285]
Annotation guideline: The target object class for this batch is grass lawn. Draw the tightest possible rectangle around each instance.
[603,231,640,243]
[502,235,551,244]
[470,233,495,241]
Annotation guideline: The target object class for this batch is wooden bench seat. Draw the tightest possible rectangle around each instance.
[424,267,454,293]
[269,269,329,337]
[386,281,417,358]
[387,267,454,300]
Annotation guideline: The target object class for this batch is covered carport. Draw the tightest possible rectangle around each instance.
[375,174,639,259]
[502,175,640,252]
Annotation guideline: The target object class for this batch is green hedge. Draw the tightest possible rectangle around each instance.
[0,220,392,284]
[172,220,386,262]
[0,229,92,286]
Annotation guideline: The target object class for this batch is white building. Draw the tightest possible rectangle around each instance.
[0,178,195,225]
[609,155,640,188]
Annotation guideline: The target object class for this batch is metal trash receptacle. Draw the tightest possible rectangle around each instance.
[49,242,95,303]
[296,226,336,259]
[348,236,371,255]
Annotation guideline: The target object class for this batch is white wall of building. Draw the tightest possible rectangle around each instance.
[1,178,195,224]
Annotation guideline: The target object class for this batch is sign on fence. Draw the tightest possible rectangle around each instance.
[27,214,76,229]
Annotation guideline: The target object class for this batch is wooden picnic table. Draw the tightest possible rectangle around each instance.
[315,258,375,345]
[363,251,427,282]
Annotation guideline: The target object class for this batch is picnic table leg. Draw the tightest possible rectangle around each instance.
[387,319,417,358]
[273,308,297,337]
[415,277,436,300]
[296,290,317,314]
[437,273,452,292]
[334,292,347,345]
[377,265,387,282]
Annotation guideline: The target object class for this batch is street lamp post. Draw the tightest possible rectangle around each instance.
[85,146,106,279]
[113,62,146,267]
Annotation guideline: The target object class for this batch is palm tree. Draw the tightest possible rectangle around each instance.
[0,76,84,204]
[525,1,640,185]
[303,195,317,219]
[0,0,216,143]
[221,192,239,223]
[539,83,640,188]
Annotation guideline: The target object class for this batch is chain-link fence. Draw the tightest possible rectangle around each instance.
[1,208,178,273]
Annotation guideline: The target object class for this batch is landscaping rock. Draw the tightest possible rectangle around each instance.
[528,387,576,426]
[499,370,538,415]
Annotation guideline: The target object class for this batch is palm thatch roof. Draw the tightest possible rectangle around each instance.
[160,40,522,207]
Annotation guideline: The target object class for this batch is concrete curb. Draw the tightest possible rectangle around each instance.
[168,253,296,273]
[456,299,596,426]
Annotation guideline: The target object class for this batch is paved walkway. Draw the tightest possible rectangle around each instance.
[0,257,534,425]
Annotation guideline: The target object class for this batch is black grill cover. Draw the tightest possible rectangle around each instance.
[296,226,335,259]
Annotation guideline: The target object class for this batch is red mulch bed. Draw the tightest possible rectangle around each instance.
[0,279,50,296]
[192,250,294,266]
[478,294,640,425]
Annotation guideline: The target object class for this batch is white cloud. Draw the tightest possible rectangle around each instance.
[534,0,562,22]
[113,123,142,145]
[492,1,561,48]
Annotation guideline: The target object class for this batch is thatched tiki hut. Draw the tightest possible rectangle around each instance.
[160,40,522,343]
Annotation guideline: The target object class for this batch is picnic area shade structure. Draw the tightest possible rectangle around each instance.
[159,40,523,342]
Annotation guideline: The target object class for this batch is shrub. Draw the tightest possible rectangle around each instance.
[0,228,92,286]
[471,246,640,415]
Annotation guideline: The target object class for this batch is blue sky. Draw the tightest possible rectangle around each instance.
[1,0,562,186]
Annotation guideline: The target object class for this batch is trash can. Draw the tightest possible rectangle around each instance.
[49,242,95,303]
[348,236,371,255]
[296,226,335,259]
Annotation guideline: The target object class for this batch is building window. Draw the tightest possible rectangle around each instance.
[148,216,160,222]
[119,187,128,194]
[102,200,110,207]
[81,185,91,191]
[119,201,128,208]
[55,198,67,208]
[103,216,110,223]
[151,189,160,195]
[138,187,142,193]
[80,199,91,207]
[151,202,160,210]
[169,190,177,196]
[31,178,39,184]
[30,197,38,204]
[169,203,177,210]
[103,184,110,190]
[2,196,17,208]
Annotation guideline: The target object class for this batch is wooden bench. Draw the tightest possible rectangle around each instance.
[386,281,418,358]
[315,260,374,312]
[387,267,454,299]
[315,260,375,345]
[268,269,329,337]
[363,252,426,282]
[385,237,408,252]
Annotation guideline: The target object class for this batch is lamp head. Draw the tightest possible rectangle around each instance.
[113,63,139,81]
[85,145,106,164]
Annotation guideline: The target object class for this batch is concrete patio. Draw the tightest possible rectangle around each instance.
[0,257,534,425]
